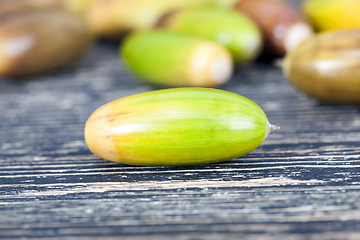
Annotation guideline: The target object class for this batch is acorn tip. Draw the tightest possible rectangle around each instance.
[271,125,281,132]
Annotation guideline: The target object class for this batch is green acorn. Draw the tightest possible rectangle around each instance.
[158,7,262,63]
[84,88,278,166]
[121,30,233,87]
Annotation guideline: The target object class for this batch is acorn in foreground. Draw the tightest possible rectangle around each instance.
[158,7,262,63]
[234,0,313,57]
[121,31,233,87]
[283,29,360,105]
[84,88,278,166]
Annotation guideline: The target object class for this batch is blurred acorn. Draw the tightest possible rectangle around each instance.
[235,0,314,57]
[0,9,93,78]
[85,0,231,39]
[157,6,262,64]
[216,0,239,8]
[283,29,360,105]
[121,30,233,87]
[303,0,360,32]
[25,0,95,15]
[0,1,33,18]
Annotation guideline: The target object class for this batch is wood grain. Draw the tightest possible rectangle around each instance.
[1,7,360,239]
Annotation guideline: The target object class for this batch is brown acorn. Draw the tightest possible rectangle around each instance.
[235,0,314,57]
[0,1,32,19]
[0,9,93,78]
[283,29,360,104]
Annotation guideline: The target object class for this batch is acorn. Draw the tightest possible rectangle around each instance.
[0,1,32,19]
[217,0,239,8]
[303,0,360,32]
[121,30,233,87]
[157,7,262,64]
[283,29,360,105]
[84,88,278,166]
[85,0,226,39]
[0,9,93,78]
[234,0,314,57]
[25,0,94,15]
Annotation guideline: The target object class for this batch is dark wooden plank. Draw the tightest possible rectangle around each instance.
[1,1,360,239]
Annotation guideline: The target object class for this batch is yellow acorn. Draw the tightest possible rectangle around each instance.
[303,0,360,32]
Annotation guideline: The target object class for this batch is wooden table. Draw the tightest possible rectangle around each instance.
[1,37,360,240]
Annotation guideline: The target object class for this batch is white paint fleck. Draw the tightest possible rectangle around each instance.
[85,209,94,214]
[61,99,74,110]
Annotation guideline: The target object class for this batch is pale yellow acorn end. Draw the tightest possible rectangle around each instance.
[189,42,233,87]
[84,103,119,162]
